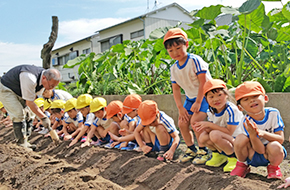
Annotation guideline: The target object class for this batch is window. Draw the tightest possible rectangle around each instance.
[53,51,79,66]
[83,48,91,55]
[130,29,144,39]
[100,34,123,52]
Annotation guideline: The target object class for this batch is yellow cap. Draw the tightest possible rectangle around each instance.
[90,97,107,113]
[34,98,44,108]
[0,101,3,109]
[65,98,77,112]
[76,94,93,109]
[43,99,51,110]
[50,100,66,109]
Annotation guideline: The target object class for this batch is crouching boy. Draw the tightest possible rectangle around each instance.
[134,100,180,161]
[230,81,287,179]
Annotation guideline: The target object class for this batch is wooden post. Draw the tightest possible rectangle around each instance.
[41,16,58,69]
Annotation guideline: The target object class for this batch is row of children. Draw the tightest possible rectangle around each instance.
[27,78,287,181]
[30,93,180,162]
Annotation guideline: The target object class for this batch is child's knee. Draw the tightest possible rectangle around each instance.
[234,134,248,147]
[209,130,221,143]
[199,132,209,144]
[120,120,129,129]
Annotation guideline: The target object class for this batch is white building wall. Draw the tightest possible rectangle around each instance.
[51,39,91,82]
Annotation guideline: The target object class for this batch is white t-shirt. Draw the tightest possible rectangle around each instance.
[64,112,84,127]
[51,89,73,101]
[237,107,284,145]
[55,112,69,122]
[84,113,95,127]
[207,102,244,137]
[92,117,113,129]
[146,111,179,135]
[170,53,212,99]
[20,71,45,101]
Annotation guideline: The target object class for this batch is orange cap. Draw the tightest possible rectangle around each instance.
[235,81,265,101]
[106,100,123,119]
[122,94,142,114]
[138,100,159,125]
[163,28,187,44]
[203,79,227,95]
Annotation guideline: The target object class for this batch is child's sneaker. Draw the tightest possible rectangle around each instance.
[223,157,237,172]
[157,151,165,161]
[91,139,107,147]
[206,152,227,167]
[126,142,137,151]
[230,161,250,178]
[38,128,49,135]
[104,140,114,149]
[267,165,282,179]
[180,148,197,163]
[192,149,210,165]
[81,136,87,143]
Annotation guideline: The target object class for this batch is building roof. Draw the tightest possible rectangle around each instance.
[95,2,190,33]
[52,2,190,52]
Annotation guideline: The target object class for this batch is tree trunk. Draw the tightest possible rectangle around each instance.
[41,16,58,69]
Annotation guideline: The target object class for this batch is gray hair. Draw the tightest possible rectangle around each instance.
[43,69,62,81]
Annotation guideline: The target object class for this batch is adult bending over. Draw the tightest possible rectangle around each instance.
[0,65,61,149]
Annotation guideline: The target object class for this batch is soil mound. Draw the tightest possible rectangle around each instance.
[0,125,289,190]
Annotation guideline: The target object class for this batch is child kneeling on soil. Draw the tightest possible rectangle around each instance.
[193,79,244,172]
[61,98,85,142]
[45,99,67,139]
[109,94,142,151]
[105,100,131,149]
[69,94,95,147]
[0,101,12,127]
[134,100,180,161]
[230,81,287,179]
[81,97,113,147]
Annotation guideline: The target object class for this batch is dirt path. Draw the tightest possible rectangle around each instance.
[0,125,289,190]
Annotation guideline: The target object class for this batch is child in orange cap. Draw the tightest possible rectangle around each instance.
[134,100,180,161]
[192,79,244,172]
[230,81,286,179]
[109,94,142,150]
[103,100,127,148]
[164,28,212,164]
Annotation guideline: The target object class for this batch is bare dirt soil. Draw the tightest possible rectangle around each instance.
[0,124,289,190]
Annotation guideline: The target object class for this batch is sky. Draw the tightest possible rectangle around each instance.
[0,0,287,75]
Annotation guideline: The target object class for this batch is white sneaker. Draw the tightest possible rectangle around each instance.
[38,128,49,135]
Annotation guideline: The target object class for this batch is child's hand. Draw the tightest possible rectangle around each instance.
[190,102,201,113]
[244,118,258,136]
[81,141,90,148]
[141,145,152,154]
[192,121,209,132]
[278,177,290,188]
[64,134,72,141]
[178,107,190,123]
[163,149,174,160]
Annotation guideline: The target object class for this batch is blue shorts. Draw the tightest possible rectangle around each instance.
[151,135,177,152]
[183,97,208,115]
[246,145,287,167]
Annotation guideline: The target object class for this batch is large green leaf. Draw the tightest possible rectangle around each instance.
[63,54,87,68]
[239,0,261,14]
[221,7,240,15]
[112,44,125,53]
[276,25,290,42]
[274,74,286,92]
[257,78,273,92]
[196,5,223,20]
[238,3,265,33]
[282,1,290,20]
[149,26,173,40]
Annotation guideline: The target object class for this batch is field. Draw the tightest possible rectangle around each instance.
[0,124,289,190]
